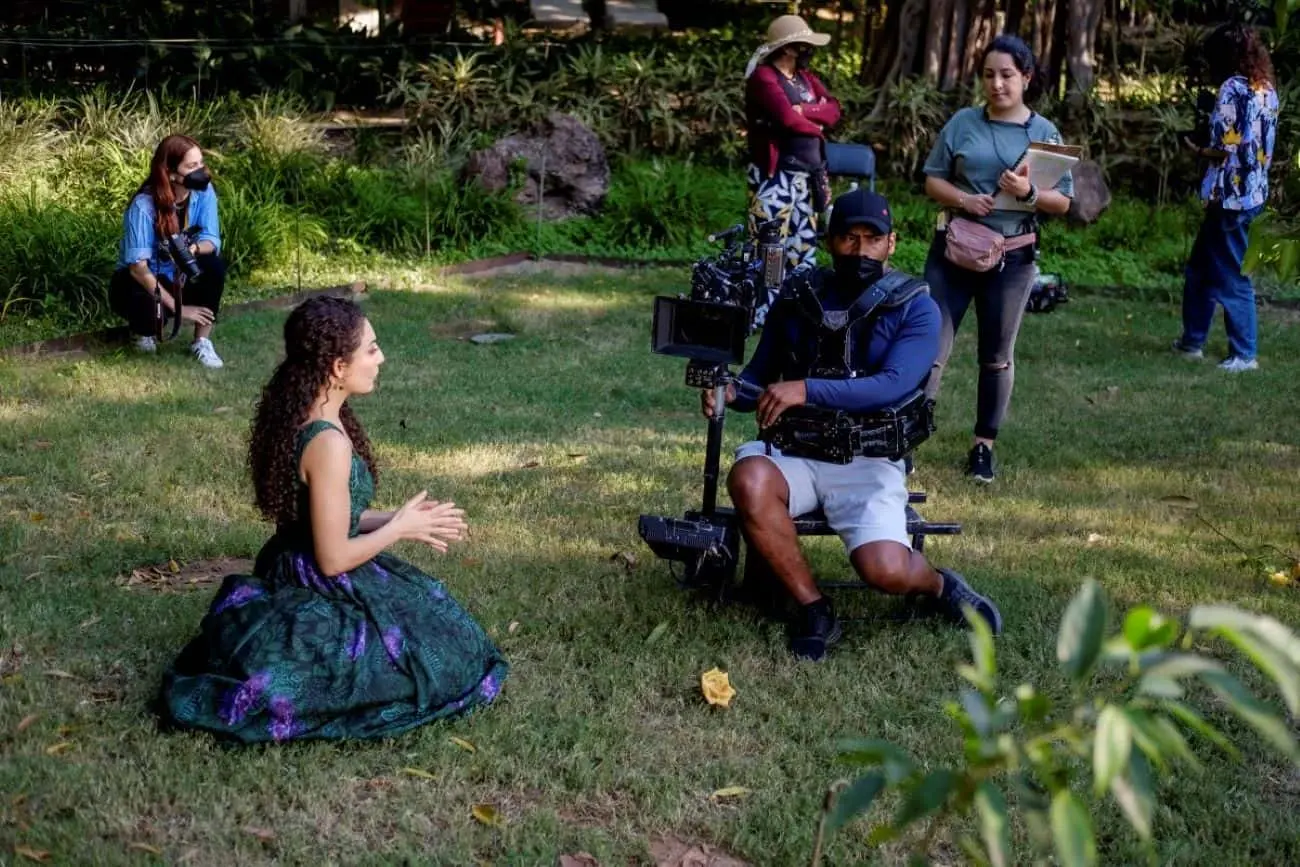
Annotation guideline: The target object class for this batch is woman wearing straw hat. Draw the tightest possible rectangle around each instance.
[744,14,840,323]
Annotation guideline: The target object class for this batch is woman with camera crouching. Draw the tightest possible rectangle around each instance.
[109,134,226,369]
[1173,23,1278,373]
[921,35,1073,484]
[744,14,840,323]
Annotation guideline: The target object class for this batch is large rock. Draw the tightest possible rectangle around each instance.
[1067,159,1112,225]
[464,114,609,220]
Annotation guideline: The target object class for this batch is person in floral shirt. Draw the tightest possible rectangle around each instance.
[1174,23,1278,372]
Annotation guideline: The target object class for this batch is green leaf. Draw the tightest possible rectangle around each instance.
[1160,700,1240,760]
[837,739,917,783]
[826,772,887,832]
[1057,579,1107,683]
[1093,705,1133,797]
[1110,750,1155,841]
[961,688,994,738]
[894,769,957,829]
[1050,790,1098,867]
[1211,628,1300,716]
[975,781,1011,867]
[1189,606,1300,670]
[1128,708,1200,771]
[1200,669,1300,763]
[967,603,997,687]
[1123,607,1179,651]
[1137,654,1225,699]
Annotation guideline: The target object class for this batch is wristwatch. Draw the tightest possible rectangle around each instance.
[1018,183,1039,207]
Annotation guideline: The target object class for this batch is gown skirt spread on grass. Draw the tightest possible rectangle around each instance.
[160,420,508,743]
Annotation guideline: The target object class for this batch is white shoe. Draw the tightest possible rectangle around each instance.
[1218,356,1258,372]
[191,338,224,369]
[135,335,157,353]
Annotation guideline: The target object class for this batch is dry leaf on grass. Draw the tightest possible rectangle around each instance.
[78,615,101,630]
[709,786,750,801]
[449,736,477,753]
[44,669,77,680]
[610,551,637,571]
[129,842,163,855]
[519,460,541,469]
[399,767,436,780]
[558,854,600,867]
[30,440,52,450]
[508,621,521,634]
[15,714,39,734]
[1159,495,1199,511]
[44,741,75,756]
[242,826,275,842]
[700,668,736,708]
[649,835,751,867]
[470,804,502,826]
[14,846,51,863]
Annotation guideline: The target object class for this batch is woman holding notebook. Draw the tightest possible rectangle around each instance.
[920,35,1074,484]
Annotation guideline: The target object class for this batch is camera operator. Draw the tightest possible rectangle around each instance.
[108,135,226,369]
[1173,23,1278,373]
[703,189,1003,661]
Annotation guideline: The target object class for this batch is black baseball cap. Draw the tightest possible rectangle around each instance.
[828,188,893,237]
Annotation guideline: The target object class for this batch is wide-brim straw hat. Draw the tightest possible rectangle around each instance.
[745,15,831,78]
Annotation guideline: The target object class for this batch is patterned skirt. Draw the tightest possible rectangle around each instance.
[746,163,819,321]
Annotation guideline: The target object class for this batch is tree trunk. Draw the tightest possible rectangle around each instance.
[940,0,970,91]
[961,0,996,83]
[923,0,954,83]
[868,0,927,118]
[1033,0,1057,65]
[1005,0,1028,37]
[1066,0,1104,96]
[861,0,896,86]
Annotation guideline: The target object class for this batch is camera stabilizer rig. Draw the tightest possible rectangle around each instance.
[637,220,786,595]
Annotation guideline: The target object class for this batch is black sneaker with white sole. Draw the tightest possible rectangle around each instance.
[966,443,996,483]
[938,568,1003,635]
[789,598,842,661]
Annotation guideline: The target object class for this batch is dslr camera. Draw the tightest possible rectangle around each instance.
[162,225,204,282]
[637,220,785,593]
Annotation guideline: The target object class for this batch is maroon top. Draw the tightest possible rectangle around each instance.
[745,64,842,178]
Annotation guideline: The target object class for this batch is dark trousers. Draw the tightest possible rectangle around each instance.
[923,234,1037,442]
[1180,204,1262,361]
[109,254,227,337]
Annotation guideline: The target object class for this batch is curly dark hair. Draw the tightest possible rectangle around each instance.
[1207,23,1275,88]
[248,295,378,527]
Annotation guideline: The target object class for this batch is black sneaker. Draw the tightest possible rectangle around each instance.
[966,444,996,484]
[938,568,1003,635]
[789,598,842,661]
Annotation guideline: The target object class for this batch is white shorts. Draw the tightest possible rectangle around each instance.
[735,440,911,551]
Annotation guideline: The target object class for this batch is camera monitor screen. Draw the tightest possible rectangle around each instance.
[651,296,748,366]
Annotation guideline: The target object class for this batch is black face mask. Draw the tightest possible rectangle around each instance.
[795,46,814,69]
[832,254,886,288]
[180,168,211,191]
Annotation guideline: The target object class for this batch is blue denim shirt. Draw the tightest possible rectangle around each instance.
[1202,76,1278,211]
[118,187,222,279]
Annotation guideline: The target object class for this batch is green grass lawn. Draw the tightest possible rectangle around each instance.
[1,267,1298,865]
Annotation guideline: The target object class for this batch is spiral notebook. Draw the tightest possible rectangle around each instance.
[993,141,1083,211]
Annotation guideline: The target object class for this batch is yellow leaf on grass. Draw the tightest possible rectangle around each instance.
[710,786,751,800]
[399,767,436,780]
[168,560,181,573]
[471,804,502,826]
[14,846,51,862]
[44,741,75,756]
[129,842,163,855]
[449,736,477,753]
[700,668,736,708]
[1270,571,1293,587]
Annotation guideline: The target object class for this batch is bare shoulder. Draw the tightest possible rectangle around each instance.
[300,426,353,480]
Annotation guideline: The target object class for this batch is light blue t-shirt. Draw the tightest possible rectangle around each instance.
[923,107,1074,237]
[118,186,222,279]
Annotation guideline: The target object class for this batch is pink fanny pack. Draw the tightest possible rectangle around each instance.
[944,217,1036,272]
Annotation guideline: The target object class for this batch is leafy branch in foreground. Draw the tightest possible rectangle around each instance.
[813,579,1300,867]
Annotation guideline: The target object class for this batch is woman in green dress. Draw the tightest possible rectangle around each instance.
[160,295,508,743]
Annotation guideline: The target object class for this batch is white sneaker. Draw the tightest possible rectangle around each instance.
[135,335,157,353]
[1218,356,1258,372]
[191,338,224,369]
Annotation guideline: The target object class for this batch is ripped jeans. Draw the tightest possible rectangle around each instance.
[922,232,1037,441]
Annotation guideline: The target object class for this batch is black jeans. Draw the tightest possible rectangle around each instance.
[109,254,227,337]
[922,233,1037,441]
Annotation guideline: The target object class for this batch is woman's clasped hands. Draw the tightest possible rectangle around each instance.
[392,491,468,553]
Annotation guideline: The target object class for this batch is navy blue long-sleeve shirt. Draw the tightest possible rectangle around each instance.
[732,271,941,414]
